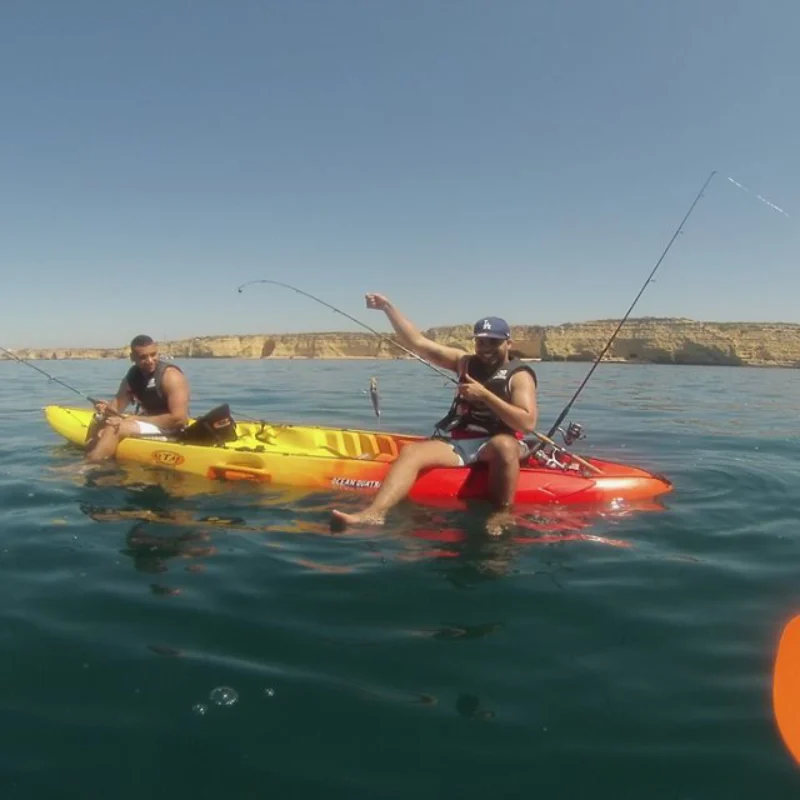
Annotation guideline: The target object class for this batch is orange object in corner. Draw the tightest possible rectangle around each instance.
[774,614,800,766]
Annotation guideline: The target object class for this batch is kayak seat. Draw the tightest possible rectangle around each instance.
[178,404,238,446]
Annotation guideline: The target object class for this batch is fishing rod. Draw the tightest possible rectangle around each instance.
[545,169,718,439]
[236,279,458,384]
[0,345,102,405]
[237,280,603,470]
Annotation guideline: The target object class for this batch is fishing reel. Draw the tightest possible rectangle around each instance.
[531,447,564,470]
[556,421,586,446]
[531,443,582,473]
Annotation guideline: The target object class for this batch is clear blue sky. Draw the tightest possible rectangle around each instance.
[2,0,798,348]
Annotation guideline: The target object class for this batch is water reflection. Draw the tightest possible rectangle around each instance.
[455,692,495,721]
[407,622,504,641]
[398,503,646,588]
[70,453,664,587]
[78,500,274,574]
[120,522,217,574]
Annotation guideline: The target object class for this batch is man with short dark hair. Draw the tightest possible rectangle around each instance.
[85,335,190,462]
[330,294,538,534]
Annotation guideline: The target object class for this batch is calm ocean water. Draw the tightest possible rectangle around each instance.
[1,357,799,798]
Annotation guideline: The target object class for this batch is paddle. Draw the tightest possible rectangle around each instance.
[773,614,800,765]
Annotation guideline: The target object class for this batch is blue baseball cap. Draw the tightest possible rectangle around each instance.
[473,316,511,340]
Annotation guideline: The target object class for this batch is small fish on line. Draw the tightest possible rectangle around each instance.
[369,376,380,418]
[727,176,790,217]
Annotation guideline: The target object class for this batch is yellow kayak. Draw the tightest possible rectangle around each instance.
[43,403,416,480]
[43,405,673,507]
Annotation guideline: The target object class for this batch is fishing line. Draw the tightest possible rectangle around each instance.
[237,172,780,463]
[726,176,790,217]
[0,346,100,404]
[546,169,790,439]
[236,279,458,384]
[236,281,597,462]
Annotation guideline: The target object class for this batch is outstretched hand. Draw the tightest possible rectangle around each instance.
[365,293,391,312]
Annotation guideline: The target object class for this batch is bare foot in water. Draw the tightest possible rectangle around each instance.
[485,509,516,537]
[329,509,386,532]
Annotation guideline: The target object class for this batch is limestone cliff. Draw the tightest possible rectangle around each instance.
[538,319,800,367]
[5,319,800,368]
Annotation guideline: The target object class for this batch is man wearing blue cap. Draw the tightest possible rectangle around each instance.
[330,293,538,534]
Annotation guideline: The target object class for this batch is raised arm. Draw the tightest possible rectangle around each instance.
[366,293,466,373]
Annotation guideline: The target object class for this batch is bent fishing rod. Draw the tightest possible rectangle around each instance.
[545,169,718,439]
[0,345,102,405]
[236,280,603,469]
[237,279,458,384]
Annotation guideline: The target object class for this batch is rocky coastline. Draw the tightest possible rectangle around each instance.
[5,318,800,368]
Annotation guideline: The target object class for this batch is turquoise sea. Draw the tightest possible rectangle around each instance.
[1,357,799,798]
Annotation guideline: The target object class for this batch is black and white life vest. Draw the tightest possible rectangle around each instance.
[125,361,181,415]
[435,356,537,437]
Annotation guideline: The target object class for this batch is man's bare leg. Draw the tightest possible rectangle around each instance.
[478,435,523,536]
[330,439,461,530]
[86,426,122,462]
[85,419,141,463]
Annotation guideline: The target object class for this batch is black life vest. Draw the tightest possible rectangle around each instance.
[435,356,538,437]
[125,361,182,416]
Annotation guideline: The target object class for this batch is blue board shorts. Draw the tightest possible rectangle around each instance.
[445,436,530,467]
